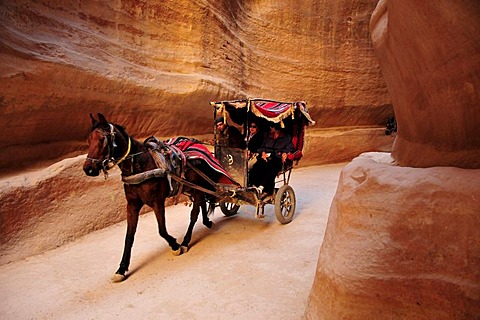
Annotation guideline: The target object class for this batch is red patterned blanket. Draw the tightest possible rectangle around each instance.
[164,137,239,186]
[252,101,294,121]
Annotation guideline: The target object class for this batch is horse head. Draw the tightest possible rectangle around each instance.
[83,113,131,177]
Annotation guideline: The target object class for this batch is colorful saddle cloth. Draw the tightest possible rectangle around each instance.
[164,137,239,186]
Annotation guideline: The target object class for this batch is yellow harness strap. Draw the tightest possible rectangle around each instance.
[116,138,131,166]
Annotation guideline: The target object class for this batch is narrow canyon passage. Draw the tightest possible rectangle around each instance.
[0,164,344,320]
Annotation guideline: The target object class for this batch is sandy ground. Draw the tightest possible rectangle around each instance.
[0,163,345,320]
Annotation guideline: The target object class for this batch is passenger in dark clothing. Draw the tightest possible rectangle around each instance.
[215,116,245,149]
[246,120,264,169]
[248,122,293,196]
[246,120,263,154]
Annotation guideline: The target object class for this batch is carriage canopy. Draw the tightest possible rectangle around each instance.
[210,98,315,127]
[210,98,315,174]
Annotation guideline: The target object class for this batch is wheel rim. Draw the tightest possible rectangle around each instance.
[220,201,240,216]
[225,202,237,211]
[280,190,293,217]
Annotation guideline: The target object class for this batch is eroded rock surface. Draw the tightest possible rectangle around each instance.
[306,1,480,318]
[0,0,390,173]
[0,155,184,265]
[306,153,480,319]
[370,0,480,168]
[0,156,125,265]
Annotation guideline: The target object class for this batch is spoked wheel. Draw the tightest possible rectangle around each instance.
[219,201,240,216]
[274,184,296,224]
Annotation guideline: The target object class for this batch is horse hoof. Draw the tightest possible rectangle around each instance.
[111,273,126,283]
[181,246,189,254]
[172,248,182,256]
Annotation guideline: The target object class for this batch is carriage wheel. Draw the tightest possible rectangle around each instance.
[274,185,296,224]
[219,201,240,216]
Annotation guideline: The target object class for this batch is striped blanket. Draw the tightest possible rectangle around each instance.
[253,101,293,118]
[164,137,239,186]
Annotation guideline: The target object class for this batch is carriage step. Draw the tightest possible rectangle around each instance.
[255,213,265,219]
[255,203,265,219]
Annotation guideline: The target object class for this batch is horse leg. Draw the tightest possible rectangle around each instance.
[151,198,182,256]
[113,200,142,282]
[202,194,214,229]
[180,191,204,253]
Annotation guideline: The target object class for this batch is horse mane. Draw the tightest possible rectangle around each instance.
[113,123,130,139]
[92,120,130,140]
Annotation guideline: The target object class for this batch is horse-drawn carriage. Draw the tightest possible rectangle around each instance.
[83,98,314,281]
[210,98,315,223]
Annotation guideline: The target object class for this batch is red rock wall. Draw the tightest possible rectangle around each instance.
[306,0,480,318]
[306,153,480,319]
[0,0,390,174]
[370,0,480,168]
[0,155,185,265]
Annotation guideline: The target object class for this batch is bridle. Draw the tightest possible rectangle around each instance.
[87,123,131,177]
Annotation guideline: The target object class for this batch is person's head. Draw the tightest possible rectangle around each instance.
[269,122,282,133]
[249,121,259,135]
[215,116,227,132]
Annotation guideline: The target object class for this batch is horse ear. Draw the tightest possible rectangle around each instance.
[90,113,98,126]
[97,113,108,124]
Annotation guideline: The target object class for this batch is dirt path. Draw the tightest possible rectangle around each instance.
[0,164,345,320]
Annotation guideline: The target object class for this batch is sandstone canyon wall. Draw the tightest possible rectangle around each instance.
[306,153,480,319]
[0,0,393,264]
[306,0,480,318]
[0,0,391,174]
[370,0,480,168]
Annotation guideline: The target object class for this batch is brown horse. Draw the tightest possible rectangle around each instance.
[83,113,222,282]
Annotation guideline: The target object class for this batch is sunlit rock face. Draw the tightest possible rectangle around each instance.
[306,1,480,318]
[0,157,126,265]
[0,0,390,173]
[0,155,183,265]
[369,0,480,168]
[306,153,480,319]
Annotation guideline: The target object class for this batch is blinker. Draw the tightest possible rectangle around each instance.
[109,124,118,148]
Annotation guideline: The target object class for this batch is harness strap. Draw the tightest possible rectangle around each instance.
[116,138,131,166]
[122,168,167,185]
[167,144,187,171]
[168,174,218,197]
[120,136,220,198]
[146,140,186,197]
[149,148,168,170]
